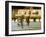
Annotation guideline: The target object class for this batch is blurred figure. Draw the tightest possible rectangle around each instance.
[26,11,31,26]
[17,17,21,26]
[26,16,30,26]
[20,15,24,28]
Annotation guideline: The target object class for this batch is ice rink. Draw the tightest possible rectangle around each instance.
[11,20,41,31]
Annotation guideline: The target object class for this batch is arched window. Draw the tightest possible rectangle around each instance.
[24,12,26,15]
[35,11,38,15]
[29,11,31,15]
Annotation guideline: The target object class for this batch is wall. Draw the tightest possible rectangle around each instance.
[0,0,46,37]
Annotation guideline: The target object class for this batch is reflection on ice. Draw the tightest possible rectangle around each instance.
[11,19,41,31]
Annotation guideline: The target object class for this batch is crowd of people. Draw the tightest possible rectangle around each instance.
[12,11,41,28]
